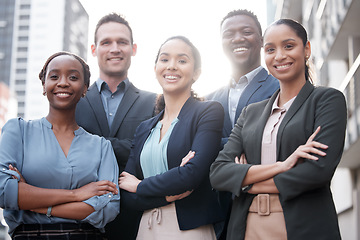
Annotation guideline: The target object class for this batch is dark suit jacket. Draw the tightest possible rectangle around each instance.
[122,97,224,230]
[206,68,279,147]
[75,81,156,173]
[75,81,156,240]
[210,81,347,240]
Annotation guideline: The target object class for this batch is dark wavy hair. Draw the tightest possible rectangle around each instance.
[154,36,203,114]
[39,51,90,88]
[155,35,201,71]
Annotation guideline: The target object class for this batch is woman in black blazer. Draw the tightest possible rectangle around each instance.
[210,19,347,240]
[119,36,224,239]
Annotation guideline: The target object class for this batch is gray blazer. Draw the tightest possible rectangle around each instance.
[210,80,346,240]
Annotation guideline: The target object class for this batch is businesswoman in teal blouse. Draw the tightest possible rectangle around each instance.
[0,52,120,239]
[119,36,224,239]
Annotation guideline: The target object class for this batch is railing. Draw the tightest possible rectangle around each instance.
[339,54,360,157]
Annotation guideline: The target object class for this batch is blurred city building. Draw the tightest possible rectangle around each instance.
[0,0,88,121]
[0,83,17,134]
[268,0,360,239]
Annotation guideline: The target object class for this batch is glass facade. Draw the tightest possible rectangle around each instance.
[0,0,15,86]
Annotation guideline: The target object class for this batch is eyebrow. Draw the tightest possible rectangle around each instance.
[48,69,81,74]
[264,38,296,47]
[68,69,81,74]
[99,37,129,43]
[282,38,296,43]
[223,25,253,32]
[159,52,190,58]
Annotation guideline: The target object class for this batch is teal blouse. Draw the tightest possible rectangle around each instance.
[140,118,179,178]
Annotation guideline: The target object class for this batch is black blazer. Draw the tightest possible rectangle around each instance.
[122,97,225,230]
[210,81,347,240]
[206,68,279,147]
[75,81,156,173]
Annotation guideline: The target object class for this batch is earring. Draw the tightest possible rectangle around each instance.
[43,91,47,96]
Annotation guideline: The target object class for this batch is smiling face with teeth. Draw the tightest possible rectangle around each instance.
[43,55,88,112]
[155,38,201,98]
[263,24,311,85]
[92,22,137,82]
[221,14,262,79]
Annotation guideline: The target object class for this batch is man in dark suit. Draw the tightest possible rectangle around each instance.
[206,9,279,239]
[75,13,156,240]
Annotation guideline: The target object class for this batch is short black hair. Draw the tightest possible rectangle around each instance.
[221,9,262,36]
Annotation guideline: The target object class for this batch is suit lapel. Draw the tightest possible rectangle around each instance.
[86,84,110,136]
[109,83,139,136]
[235,68,268,120]
[219,87,233,137]
[276,81,314,158]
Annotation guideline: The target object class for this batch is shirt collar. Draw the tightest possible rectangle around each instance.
[96,78,129,93]
[230,66,263,88]
[271,93,296,112]
[41,117,85,136]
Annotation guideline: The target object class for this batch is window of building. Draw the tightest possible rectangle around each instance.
[20,4,31,10]
[19,25,29,30]
[16,58,27,63]
[17,47,28,52]
[18,36,28,41]
[16,69,26,74]
[19,15,30,20]
[16,91,25,96]
[15,79,26,85]
[18,102,25,108]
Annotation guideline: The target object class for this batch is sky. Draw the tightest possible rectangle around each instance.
[79,0,269,96]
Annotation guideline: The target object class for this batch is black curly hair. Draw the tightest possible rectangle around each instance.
[220,9,262,36]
